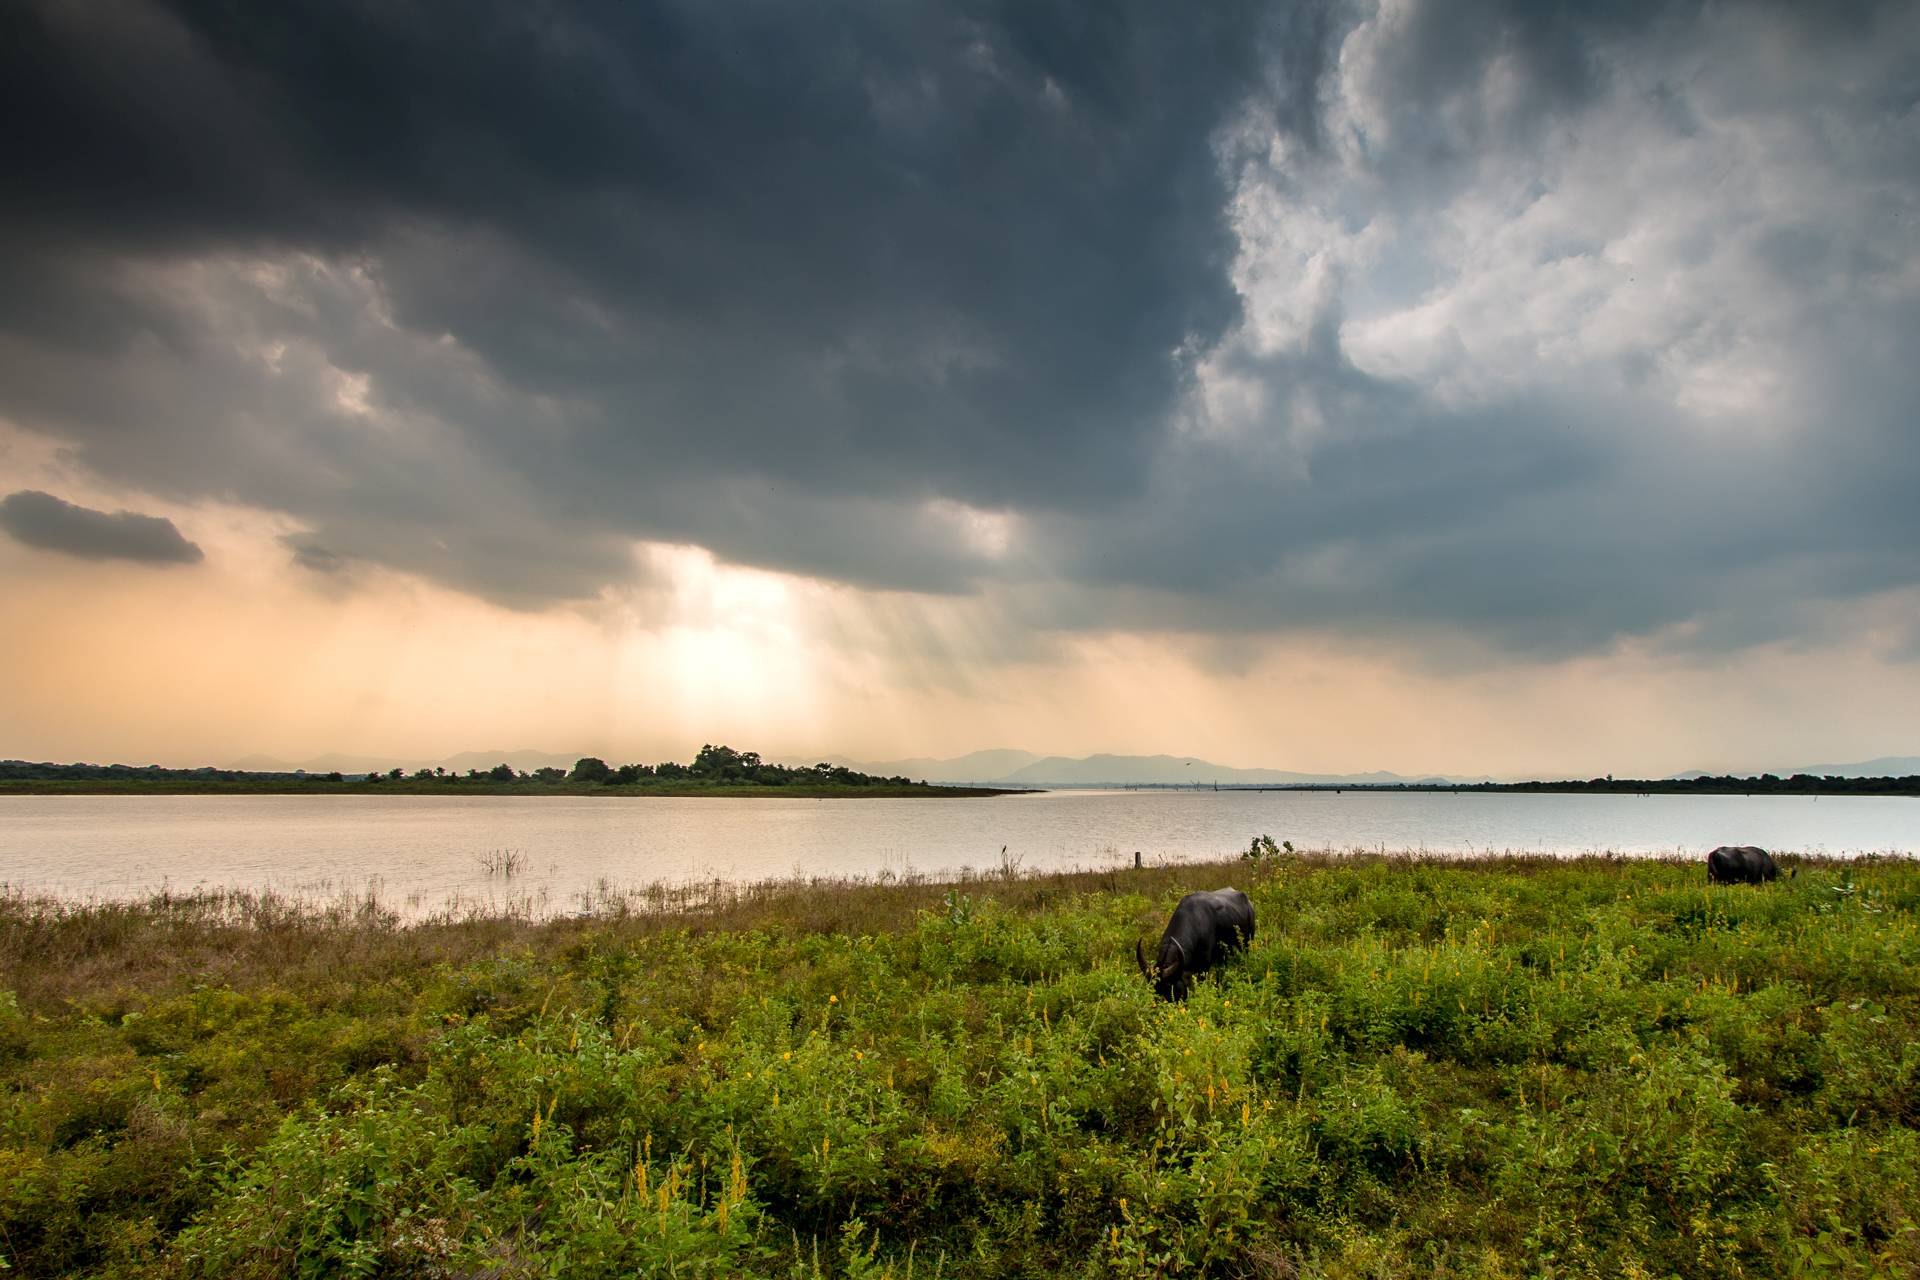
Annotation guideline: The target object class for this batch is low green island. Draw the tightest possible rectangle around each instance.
[3,851,1916,1277]
[0,745,1012,798]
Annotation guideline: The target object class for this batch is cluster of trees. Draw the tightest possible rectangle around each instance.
[0,761,318,784]
[1468,773,1920,796]
[1,746,918,790]
[359,744,915,788]
[567,744,910,788]
[360,767,560,786]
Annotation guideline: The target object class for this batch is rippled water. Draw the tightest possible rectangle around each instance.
[1,789,1913,914]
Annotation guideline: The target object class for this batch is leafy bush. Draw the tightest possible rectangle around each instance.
[2,854,1918,1276]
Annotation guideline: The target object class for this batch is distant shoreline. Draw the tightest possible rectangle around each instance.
[6,777,1920,797]
[6,767,1916,798]
[1104,775,1920,797]
[0,748,1030,798]
[0,779,1023,798]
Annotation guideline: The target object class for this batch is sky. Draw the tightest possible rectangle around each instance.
[2,0,1918,777]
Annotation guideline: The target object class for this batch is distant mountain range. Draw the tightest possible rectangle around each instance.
[799,750,1484,788]
[1790,755,1920,777]
[1671,755,1920,781]
[153,744,1457,786]
[217,746,1916,786]
[793,749,1045,783]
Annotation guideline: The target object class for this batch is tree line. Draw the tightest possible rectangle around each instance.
[0,745,917,789]
[1467,772,1920,796]
[1208,773,1920,797]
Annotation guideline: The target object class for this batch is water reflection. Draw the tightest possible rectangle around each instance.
[1,789,1913,918]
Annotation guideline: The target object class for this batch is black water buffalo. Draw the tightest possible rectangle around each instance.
[1706,845,1787,884]
[1136,888,1255,1000]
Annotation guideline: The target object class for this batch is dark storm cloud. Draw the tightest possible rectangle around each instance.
[0,490,203,564]
[1101,0,1920,655]
[1,0,1273,503]
[0,0,1916,658]
[1056,330,1920,657]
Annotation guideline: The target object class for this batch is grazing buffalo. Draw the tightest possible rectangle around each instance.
[1706,845,1788,884]
[1137,888,1255,1001]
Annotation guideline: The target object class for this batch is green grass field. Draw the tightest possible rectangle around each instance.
[2,853,1916,1277]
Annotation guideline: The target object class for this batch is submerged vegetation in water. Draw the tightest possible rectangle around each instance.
[1,853,1917,1277]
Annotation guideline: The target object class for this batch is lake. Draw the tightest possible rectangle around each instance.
[1,790,1914,916]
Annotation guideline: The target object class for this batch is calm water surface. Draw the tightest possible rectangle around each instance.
[1,790,1914,915]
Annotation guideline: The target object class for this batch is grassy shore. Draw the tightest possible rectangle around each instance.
[2,853,1917,1277]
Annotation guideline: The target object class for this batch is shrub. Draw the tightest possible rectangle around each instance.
[2,853,1917,1276]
